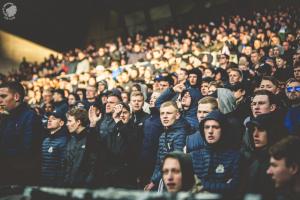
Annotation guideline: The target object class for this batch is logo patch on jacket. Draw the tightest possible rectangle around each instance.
[215,164,225,173]
[48,146,53,153]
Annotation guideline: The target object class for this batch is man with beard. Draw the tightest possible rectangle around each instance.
[284,78,300,135]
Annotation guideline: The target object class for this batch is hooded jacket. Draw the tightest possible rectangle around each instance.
[155,87,201,130]
[151,117,187,185]
[244,112,288,199]
[190,110,241,195]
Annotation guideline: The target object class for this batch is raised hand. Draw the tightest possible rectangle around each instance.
[112,103,123,123]
[173,83,186,93]
[89,106,102,127]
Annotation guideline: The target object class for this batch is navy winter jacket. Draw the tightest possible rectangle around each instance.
[151,118,187,184]
[140,108,164,178]
[190,110,241,194]
[41,127,68,186]
[0,103,43,185]
[186,130,206,153]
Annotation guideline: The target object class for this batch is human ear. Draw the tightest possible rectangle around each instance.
[14,93,21,102]
[270,104,276,112]
[175,112,180,120]
[289,164,299,176]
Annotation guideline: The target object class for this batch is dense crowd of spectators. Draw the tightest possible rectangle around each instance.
[0,5,300,200]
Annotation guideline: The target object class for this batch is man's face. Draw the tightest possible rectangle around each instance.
[120,107,131,124]
[201,82,209,96]
[160,105,180,127]
[285,81,300,102]
[259,80,278,94]
[53,92,61,102]
[203,120,222,144]
[47,115,63,131]
[267,157,297,188]
[251,53,260,64]
[44,103,54,113]
[106,96,119,113]
[68,95,76,106]
[252,126,268,148]
[130,95,144,112]
[229,71,242,85]
[159,81,170,92]
[251,95,275,117]
[149,92,160,108]
[98,84,106,93]
[188,74,198,86]
[162,158,183,193]
[121,93,129,104]
[66,115,80,133]
[197,103,213,122]
[43,91,52,103]
[276,58,285,68]
[294,67,300,81]
[219,55,228,65]
[177,69,188,83]
[86,86,96,100]
[181,92,192,109]
[0,88,18,111]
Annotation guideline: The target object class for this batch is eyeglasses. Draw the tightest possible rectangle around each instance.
[286,86,300,93]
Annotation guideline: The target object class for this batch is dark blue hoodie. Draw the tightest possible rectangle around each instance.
[190,110,241,195]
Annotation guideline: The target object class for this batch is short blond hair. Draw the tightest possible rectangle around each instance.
[160,101,179,112]
[198,96,218,110]
[130,91,144,100]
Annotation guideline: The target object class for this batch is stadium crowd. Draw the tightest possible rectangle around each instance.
[0,5,300,200]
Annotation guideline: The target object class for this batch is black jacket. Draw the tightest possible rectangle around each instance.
[103,120,141,188]
[63,128,99,188]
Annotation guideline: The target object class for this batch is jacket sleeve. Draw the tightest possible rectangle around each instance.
[173,132,186,152]
[22,111,43,155]
[155,88,177,109]
[202,153,240,194]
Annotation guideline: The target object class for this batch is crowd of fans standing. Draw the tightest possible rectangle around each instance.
[0,5,300,200]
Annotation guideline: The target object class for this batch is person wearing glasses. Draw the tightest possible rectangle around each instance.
[284,78,300,135]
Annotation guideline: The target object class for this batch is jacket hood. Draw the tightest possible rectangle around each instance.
[199,110,232,149]
[181,88,202,110]
[217,88,236,114]
[188,68,202,88]
[246,112,288,150]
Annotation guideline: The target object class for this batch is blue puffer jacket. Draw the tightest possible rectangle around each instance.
[155,88,201,130]
[41,127,68,186]
[151,118,187,184]
[140,108,164,178]
[190,110,241,194]
[186,130,206,153]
